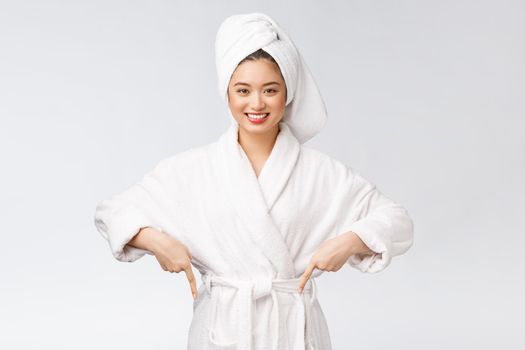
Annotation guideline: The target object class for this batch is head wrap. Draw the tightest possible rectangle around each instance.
[215,12,327,144]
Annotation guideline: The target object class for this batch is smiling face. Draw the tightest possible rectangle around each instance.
[227,58,287,138]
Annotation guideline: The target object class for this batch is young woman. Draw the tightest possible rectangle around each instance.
[94,13,414,350]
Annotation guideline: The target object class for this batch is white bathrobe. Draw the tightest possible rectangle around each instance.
[94,121,414,350]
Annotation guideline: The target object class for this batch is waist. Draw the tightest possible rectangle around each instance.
[202,273,314,299]
[201,273,318,349]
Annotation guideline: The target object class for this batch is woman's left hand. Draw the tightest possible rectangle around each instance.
[297,231,373,293]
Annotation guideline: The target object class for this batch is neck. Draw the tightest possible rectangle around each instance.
[237,124,280,161]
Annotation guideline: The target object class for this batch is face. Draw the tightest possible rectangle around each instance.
[227,59,287,138]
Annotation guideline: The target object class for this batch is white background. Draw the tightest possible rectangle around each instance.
[1,0,523,349]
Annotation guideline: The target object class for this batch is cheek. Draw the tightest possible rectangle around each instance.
[272,95,287,110]
[228,98,246,119]
[280,95,287,107]
[228,96,242,111]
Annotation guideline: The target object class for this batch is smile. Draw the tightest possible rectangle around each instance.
[245,113,269,124]
[245,113,269,119]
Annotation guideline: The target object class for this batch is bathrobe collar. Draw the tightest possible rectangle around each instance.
[216,121,300,278]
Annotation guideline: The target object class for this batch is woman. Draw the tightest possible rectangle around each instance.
[94,13,414,350]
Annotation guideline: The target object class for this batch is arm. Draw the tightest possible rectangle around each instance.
[94,158,175,262]
[297,166,413,292]
[338,231,375,257]
[344,169,414,273]
[128,226,166,251]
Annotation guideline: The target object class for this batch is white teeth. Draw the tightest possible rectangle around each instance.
[246,113,269,119]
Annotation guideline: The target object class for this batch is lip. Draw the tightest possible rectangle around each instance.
[245,112,269,115]
[245,113,269,124]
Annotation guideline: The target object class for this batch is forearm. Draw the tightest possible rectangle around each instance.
[340,231,375,257]
[128,227,166,252]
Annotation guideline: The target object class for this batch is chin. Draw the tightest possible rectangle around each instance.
[240,120,279,134]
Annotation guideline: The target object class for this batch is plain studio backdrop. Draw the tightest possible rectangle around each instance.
[0,1,523,349]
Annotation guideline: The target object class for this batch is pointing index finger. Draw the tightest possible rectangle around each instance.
[298,262,316,294]
[184,264,198,300]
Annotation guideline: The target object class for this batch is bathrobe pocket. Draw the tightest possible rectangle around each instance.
[188,287,238,350]
[206,286,239,349]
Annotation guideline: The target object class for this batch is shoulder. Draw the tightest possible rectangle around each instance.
[162,142,215,164]
[151,142,216,174]
[298,146,366,188]
[300,146,351,174]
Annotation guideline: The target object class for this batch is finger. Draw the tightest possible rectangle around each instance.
[298,262,316,294]
[184,264,198,300]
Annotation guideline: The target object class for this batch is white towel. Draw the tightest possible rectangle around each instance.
[215,12,328,144]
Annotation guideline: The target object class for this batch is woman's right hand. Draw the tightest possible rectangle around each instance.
[133,227,198,300]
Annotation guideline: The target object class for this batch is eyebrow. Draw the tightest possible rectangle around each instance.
[233,81,281,87]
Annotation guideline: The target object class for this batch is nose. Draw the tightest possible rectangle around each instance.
[250,93,266,110]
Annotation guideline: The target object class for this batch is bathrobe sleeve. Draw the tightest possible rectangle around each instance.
[345,168,414,273]
[94,158,175,263]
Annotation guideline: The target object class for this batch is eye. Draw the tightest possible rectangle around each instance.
[237,89,248,94]
[265,89,277,93]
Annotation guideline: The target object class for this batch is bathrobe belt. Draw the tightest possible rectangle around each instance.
[202,273,318,350]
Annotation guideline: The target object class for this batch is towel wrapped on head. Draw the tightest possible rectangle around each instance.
[215,12,328,144]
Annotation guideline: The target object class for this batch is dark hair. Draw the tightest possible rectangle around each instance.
[238,48,279,66]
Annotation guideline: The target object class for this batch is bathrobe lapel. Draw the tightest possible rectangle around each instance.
[216,121,300,279]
